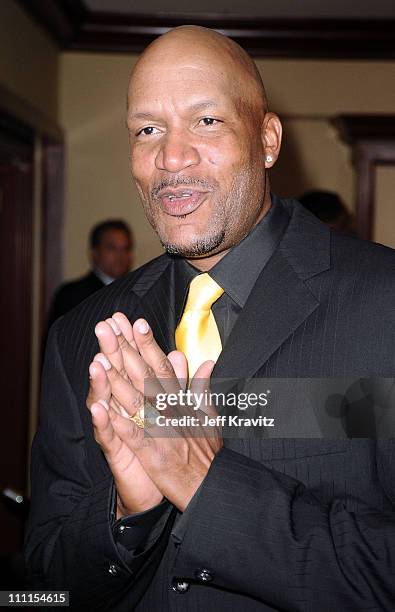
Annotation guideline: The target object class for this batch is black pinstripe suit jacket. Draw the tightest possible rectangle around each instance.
[25,200,395,611]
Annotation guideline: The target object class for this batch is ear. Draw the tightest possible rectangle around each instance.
[261,112,282,169]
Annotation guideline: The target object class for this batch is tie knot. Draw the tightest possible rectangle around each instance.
[185,273,224,311]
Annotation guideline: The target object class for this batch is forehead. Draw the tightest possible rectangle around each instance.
[128,58,239,114]
[100,229,130,243]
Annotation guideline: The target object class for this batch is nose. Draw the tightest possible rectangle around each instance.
[155,131,200,173]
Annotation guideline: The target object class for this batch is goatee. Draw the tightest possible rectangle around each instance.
[162,230,225,257]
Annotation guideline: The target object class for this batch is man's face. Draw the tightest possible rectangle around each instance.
[92,229,133,278]
[127,55,268,258]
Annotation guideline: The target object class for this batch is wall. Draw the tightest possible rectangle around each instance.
[59,53,395,279]
[0,0,60,466]
[0,0,59,121]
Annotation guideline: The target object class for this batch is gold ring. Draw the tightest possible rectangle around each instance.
[128,411,145,428]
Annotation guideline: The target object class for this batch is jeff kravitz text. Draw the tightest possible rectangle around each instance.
[155,414,275,427]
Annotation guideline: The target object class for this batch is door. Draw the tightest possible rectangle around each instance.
[0,129,34,558]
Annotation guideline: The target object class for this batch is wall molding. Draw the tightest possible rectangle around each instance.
[17,1,395,59]
[0,84,63,142]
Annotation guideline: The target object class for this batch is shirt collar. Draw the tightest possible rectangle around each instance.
[209,195,289,306]
[173,195,290,309]
[93,267,115,286]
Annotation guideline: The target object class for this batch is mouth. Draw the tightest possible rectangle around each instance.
[157,188,209,217]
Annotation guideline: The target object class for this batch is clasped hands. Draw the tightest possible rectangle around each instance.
[86,312,223,518]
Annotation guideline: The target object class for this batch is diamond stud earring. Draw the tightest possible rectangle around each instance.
[265,155,273,163]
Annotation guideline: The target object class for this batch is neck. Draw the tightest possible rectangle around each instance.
[186,190,272,272]
[186,249,230,272]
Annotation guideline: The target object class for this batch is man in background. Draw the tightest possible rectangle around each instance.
[48,219,134,326]
[298,190,355,233]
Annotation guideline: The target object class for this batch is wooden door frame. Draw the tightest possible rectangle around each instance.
[0,86,63,443]
[0,86,63,356]
[333,114,395,240]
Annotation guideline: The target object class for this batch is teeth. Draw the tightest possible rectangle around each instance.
[168,192,192,201]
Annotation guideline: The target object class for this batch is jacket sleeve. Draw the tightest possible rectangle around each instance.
[24,322,176,611]
[172,444,395,611]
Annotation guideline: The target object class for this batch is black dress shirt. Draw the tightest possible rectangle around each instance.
[174,194,290,346]
[112,196,290,556]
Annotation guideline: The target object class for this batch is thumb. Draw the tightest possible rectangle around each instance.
[190,360,217,417]
[167,350,188,389]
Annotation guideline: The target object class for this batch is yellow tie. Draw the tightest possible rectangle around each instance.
[175,273,224,379]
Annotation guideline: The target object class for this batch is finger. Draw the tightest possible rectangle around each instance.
[108,403,148,450]
[90,402,141,473]
[97,317,167,400]
[112,312,137,350]
[132,319,181,394]
[95,320,125,375]
[89,356,125,418]
[87,359,111,408]
[90,400,119,452]
[94,352,145,418]
[167,350,188,390]
[190,360,217,417]
[108,319,178,397]
[100,329,166,403]
[110,395,130,418]
[192,359,216,383]
[90,357,132,418]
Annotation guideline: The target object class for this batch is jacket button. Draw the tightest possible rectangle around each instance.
[195,568,213,582]
[172,580,190,594]
[108,563,119,576]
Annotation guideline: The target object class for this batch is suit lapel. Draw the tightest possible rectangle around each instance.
[213,250,318,379]
[129,256,176,354]
[213,204,330,380]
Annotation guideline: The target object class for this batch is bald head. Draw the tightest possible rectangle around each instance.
[129,26,267,116]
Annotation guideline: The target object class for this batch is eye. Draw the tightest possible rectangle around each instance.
[199,117,222,127]
[137,126,160,136]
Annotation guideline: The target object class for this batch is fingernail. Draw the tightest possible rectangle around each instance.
[94,354,111,371]
[98,399,109,411]
[112,312,125,324]
[107,318,121,335]
[94,322,105,337]
[137,319,150,334]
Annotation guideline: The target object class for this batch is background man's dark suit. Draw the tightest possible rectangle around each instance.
[25,200,395,611]
[47,271,105,326]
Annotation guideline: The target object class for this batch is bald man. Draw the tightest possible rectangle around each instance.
[26,27,395,611]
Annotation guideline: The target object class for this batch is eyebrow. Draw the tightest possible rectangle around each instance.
[128,111,156,121]
[188,100,218,113]
[127,100,219,122]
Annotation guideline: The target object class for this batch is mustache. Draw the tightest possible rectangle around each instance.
[151,176,218,199]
